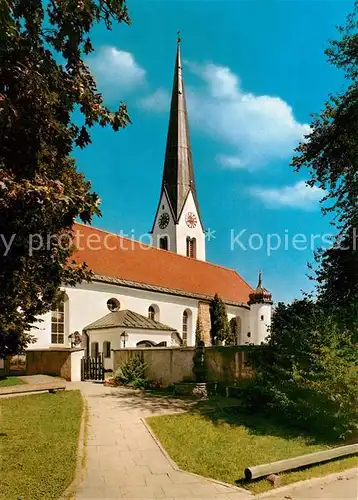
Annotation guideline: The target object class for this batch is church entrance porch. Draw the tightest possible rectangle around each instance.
[83,309,178,371]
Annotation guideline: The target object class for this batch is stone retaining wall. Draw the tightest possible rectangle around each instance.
[26,348,84,381]
[112,346,253,387]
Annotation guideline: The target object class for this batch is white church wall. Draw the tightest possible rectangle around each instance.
[176,191,206,261]
[28,280,201,350]
[28,280,254,350]
[28,311,52,349]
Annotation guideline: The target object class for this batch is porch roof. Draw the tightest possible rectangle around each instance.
[83,309,175,332]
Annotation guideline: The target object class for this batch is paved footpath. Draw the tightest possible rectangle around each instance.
[72,382,357,500]
[73,382,250,499]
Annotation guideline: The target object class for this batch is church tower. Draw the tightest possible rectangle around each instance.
[248,271,273,344]
[151,37,206,261]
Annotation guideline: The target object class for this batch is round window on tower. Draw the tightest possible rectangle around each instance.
[107,298,120,312]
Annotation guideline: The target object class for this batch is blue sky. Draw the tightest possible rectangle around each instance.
[74,0,354,302]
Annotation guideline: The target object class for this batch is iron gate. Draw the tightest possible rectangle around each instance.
[81,354,104,381]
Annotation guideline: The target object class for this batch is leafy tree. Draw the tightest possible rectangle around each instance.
[314,221,358,335]
[209,293,230,345]
[292,3,358,331]
[245,7,358,439]
[292,3,357,230]
[248,300,358,439]
[229,317,239,345]
[0,1,130,357]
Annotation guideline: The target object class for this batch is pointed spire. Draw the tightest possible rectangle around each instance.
[257,270,262,288]
[161,35,202,223]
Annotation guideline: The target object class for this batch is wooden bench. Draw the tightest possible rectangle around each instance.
[0,382,66,397]
[244,443,358,481]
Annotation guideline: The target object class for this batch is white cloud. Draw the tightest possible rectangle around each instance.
[249,181,325,210]
[87,46,146,95]
[187,62,310,169]
[138,88,170,111]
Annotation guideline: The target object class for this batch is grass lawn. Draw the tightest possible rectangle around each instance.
[0,390,83,500]
[147,406,357,494]
[0,376,26,387]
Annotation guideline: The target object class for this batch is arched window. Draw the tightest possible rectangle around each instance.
[136,340,156,348]
[148,306,155,321]
[103,341,111,358]
[159,236,168,250]
[51,293,68,344]
[182,309,192,346]
[148,304,159,322]
[186,237,196,258]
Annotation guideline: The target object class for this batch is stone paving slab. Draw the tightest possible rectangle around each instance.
[74,382,251,500]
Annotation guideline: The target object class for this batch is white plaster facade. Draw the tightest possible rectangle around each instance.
[88,327,178,370]
[28,280,254,354]
[249,302,272,344]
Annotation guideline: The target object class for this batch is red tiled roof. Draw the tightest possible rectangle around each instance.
[72,223,253,304]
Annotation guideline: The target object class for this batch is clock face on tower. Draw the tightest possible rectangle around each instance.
[158,212,170,229]
[185,212,197,228]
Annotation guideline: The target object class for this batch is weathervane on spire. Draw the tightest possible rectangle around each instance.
[177,30,182,44]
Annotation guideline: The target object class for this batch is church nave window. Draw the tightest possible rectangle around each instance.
[148,304,159,322]
[182,310,189,345]
[51,293,68,344]
[148,306,155,321]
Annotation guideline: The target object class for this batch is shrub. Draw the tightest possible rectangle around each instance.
[114,355,150,389]
[114,356,162,390]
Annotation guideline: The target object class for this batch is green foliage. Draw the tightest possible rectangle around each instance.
[195,315,203,345]
[0,376,24,387]
[292,3,357,230]
[114,355,151,389]
[228,317,239,345]
[0,1,130,356]
[209,294,230,345]
[292,4,358,332]
[248,300,358,440]
[313,220,358,334]
[276,8,358,439]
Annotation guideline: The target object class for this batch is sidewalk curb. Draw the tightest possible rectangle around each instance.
[256,467,358,498]
[141,416,253,497]
[60,392,88,500]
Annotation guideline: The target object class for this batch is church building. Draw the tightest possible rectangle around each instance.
[29,39,272,366]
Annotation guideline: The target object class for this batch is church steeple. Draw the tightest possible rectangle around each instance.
[151,36,205,261]
[161,36,201,223]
